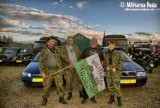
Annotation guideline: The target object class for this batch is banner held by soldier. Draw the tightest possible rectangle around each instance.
[74,53,106,99]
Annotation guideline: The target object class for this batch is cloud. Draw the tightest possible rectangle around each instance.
[31,24,51,30]
[0,28,43,36]
[135,31,153,36]
[52,2,58,5]
[84,24,95,29]
[0,18,29,28]
[76,1,87,9]
[59,0,64,3]
[69,5,74,9]
[0,2,78,28]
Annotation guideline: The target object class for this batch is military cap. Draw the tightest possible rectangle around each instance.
[47,36,55,41]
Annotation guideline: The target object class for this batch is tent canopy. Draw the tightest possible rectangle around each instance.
[72,33,91,52]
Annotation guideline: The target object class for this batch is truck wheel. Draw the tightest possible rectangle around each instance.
[148,69,153,73]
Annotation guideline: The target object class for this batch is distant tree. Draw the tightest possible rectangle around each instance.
[2,35,7,42]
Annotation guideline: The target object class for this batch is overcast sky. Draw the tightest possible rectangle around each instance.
[0,0,160,43]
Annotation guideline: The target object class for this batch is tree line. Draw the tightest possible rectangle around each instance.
[0,35,33,48]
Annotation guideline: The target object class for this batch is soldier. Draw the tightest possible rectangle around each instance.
[39,36,67,106]
[60,36,83,100]
[81,38,104,104]
[104,41,123,107]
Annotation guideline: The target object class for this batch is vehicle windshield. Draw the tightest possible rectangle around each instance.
[102,47,131,62]
[133,42,150,48]
[120,51,132,62]
[33,52,40,62]
[4,49,17,54]
[33,42,47,48]
[105,40,127,46]
[20,49,32,53]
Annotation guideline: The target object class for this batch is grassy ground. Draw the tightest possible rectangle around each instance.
[0,66,160,108]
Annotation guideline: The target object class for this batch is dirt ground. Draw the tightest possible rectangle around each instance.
[0,66,160,108]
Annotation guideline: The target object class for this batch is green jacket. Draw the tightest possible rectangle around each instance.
[39,46,62,75]
[104,50,123,72]
[60,44,81,67]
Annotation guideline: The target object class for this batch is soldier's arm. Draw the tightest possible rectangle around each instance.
[75,45,81,60]
[117,53,123,71]
[60,47,70,65]
[39,49,46,74]
[113,52,123,72]
[80,48,87,59]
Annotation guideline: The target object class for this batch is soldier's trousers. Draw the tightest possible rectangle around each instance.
[106,67,121,97]
[65,68,82,93]
[42,70,65,99]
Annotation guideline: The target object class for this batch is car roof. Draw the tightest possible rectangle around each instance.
[102,47,125,53]
[136,48,151,51]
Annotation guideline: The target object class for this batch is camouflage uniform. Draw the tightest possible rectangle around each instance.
[39,46,65,99]
[60,44,82,93]
[104,50,123,97]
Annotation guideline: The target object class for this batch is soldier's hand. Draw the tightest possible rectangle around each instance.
[107,67,109,71]
[102,67,104,72]
[69,63,74,67]
[112,68,116,72]
[42,73,46,79]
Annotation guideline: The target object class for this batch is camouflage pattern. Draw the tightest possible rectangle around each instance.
[64,68,82,93]
[104,50,123,97]
[39,46,62,75]
[39,46,64,98]
[60,44,82,93]
[42,70,64,98]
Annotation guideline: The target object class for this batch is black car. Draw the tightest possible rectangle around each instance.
[132,48,152,65]
[12,48,33,64]
[0,47,21,64]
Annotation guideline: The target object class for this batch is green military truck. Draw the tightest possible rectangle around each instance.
[102,34,128,53]
[32,36,65,56]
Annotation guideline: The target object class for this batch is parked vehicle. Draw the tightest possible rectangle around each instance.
[0,47,21,63]
[102,34,128,53]
[32,40,47,56]
[0,47,6,54]
[131,42,152,65]
[102,47,147,87]
[156,42,160,55]
[142,55,154,73]
[32,36,65,56]
[12,48,33,64]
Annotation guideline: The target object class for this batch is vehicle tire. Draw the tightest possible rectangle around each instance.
[148,69,153,73]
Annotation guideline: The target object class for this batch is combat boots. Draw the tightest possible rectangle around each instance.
[108,95,114,104]
[42,98,47,106]
[67,92,72,100]
[79,91,83,98]
[117,97,122,106]
[59,97,68,104]
[91,97,97,103]
[81,98,87,104]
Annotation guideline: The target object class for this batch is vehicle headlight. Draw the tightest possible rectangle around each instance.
[12,56,17,60]
[150,63,154,67]
[23,56,30,60]
[22,72,31,77]
[136,71,146,77]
